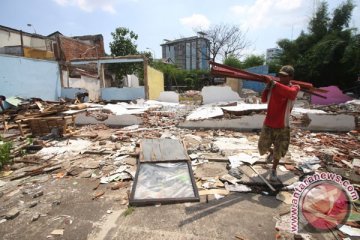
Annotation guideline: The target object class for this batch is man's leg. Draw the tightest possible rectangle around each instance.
[271,127,290,181]
[272,157,280,170]
[266,148,274,163]
[270,155,280,181]
[258,125,273,158]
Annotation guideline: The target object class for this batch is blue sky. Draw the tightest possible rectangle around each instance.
[1,0,359,60]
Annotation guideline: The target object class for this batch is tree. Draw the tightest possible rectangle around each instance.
[110,27,138,56]
[223,54,264,69]
[198,23,250,62]
[109,27,140,86]
[277,0,357,88]
[223,54,242,69]
[152,61,210,91]
[241,54,265,69]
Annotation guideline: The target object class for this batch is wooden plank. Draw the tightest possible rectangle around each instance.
[140,139,189,162]
[16,120,24,137]
[198,189,230,196]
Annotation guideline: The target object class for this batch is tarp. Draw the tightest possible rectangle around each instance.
[311,86,353,105]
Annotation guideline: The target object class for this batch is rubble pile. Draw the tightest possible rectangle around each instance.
[0,92,359,239]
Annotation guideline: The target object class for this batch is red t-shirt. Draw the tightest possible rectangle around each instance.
[261,82,300,128]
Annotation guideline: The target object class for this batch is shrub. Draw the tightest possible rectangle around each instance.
[0,140,12,169]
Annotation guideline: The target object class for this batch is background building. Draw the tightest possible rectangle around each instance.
[266,47,282,63]
[161,34,210,70]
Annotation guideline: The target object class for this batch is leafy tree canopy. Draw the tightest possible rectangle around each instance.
[223,54,264,69]
[109,27,142,86]
[277,0,358,89]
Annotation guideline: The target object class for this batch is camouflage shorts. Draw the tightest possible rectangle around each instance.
[258,125,290,160]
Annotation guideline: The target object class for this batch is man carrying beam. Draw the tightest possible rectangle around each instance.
[258,66,300,182]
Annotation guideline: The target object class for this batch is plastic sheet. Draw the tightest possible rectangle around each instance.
[133,162,195,199]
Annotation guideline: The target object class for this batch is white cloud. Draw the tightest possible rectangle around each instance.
[230,0,308,29]
[180,14,210,30]
[53,0,117,14]
[274,0,302,11]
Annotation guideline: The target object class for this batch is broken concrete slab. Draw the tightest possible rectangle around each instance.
[75,112,142,127]
[291,107,326,117]
[221,103,266,114]
[201,86,241,104]
[157,91,179,103]
[103,103,148,115]
[180,114,265,130]
[181,108,356,132]
[36,139,92,158]
[306,113,355,131]
[186,106,223,121]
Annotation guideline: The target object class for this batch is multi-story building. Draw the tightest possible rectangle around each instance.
[266,48,282,63]
[161,34,210,70]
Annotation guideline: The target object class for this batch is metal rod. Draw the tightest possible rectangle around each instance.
[248,165,276,192]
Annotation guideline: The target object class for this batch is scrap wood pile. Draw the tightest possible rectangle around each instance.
[0,98,86,139]
[0,98,85,160]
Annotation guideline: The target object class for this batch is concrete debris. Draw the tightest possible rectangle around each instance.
[0,88,359,240]
[275,191,293,205]
[186,106,223,121]
[51,229,64,236]
[224,182,251,192]
[31,213,40,222]
[298,156,321,173]
[201,86,241,104]
[353,159,360,168]
[157,91,179,103]
[5,208,20,220]
[221,103,266,113]
[228,168,243,179]
[37,139,92,158]
[32,190,44,198]
[27,201,38,208]
[275,214,292,232]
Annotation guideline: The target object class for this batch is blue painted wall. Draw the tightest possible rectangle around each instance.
[0,54,61,100]
[243,65,270,93]
[101,87,145,101]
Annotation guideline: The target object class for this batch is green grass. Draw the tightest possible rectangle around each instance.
[122,206,135,217]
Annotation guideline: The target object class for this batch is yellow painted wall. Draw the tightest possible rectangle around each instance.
[24,47,54,60]
[147,66,164,100]
[226,77,242,95]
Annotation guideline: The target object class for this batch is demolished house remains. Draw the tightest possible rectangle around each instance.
[0,25,359,240]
